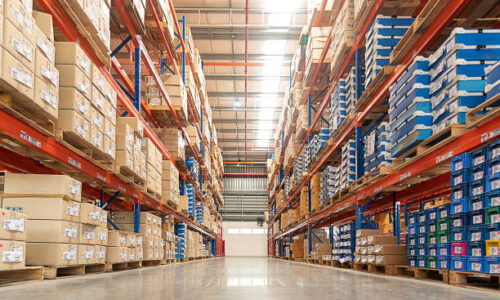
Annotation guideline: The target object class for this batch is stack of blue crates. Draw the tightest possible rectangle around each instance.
[329,79,347,135]
[293,156,304,185]
[306,128,330,170]
[340,139,356,191]
[389,56,432,158]
[485,61,500,108]
[186,184,195,217]
[365,15,414,87]
[429,28,500,134]
[186,157,199,180]
[174,223,186,259]
[304,145,311,173]
[195,202,203,223]
[320,166,337,205]
[284,176,290,197]
[363,122,392,174]
[332,222,356,263]
[345,64,365,115]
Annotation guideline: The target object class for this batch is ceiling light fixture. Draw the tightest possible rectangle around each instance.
[234,97,241,107]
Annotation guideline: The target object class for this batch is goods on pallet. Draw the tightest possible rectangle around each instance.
[429,28,500,133]
[304,27,332,85]
[345,64,364,114]
[175,223,187,259]
[0,208,27,270]
[389,56,431,158]
[290,238,304,259]
[162,160,180,206]
[332,223,355,263]
[162,216,176,259]
[364,122,391,173]
[365,15,414,87]
[185,184,195,217]
[485,61,500,103]
[329,0,354,75]
[340,139,356,191]
[142,137,162,196]
[116,117,145,181]
[157,128,186,163]
[329,79,347,134]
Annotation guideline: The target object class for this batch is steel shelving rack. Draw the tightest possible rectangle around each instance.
[267,0,500,258]
[0,0,224,254]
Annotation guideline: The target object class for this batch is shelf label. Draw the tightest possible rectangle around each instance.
[400,171,411,181]
[20,130,41,148]
[117,184,126,193]
[436,151,453,164]
[68,157,81,169]
[481,128,500,142]
[96,172,106,182]
[374,186,382,193]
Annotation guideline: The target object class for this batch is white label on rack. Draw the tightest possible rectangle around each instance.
[419,260,425,268]
[410,228,416,235]
[2,246,24,263]
[493,147,500,160]
[492,214,500,224]
[11,66,32,88]
[472,248,482,256]
[472,201,482,211]
[83,248,94,259]
[441,261,447,269]
[455,161,463,171]
[471,232,481,241]
[455,246,462,255]
[454,175,463,186]
[3,217,24,232]
[453,219,462,227]
[492,164,500,175]
[490,264,500,274]
[69,183,81,196]
[492,197,500,207]
[491,247,499,256]
[410,249,415,256]
[473,215,483,224]
[65,226,78,238]
[41,65,58,87]
[37,38,55,63]
[77,56,90,73]
[455,232,462,241]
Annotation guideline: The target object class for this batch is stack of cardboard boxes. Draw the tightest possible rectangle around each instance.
[355,229,407,265]
[106,230,129,264]
[157,128,185,164]
[162,216,176,259]
[78,202,108,265]
[162,160,180,207]
[290,238,304,259]
[143,137,162,196]
[0,207,27,271]
[116,117,145,181]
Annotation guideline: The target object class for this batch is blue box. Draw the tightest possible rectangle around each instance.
[451,153,472,172]
[485,257,500,274]
[437,243,451,256]
[467,256,486,273]
[407,235,417,246]
[427,220,438,233]
[487,140,500,161]
[426,207,438,221]
[471,179,486,197]
[417,211,427,224]
[438,256,450,269]
[451,213,468,228]
[451,184,470,203]
[451,169,473,186]
[472,148,488,167]
[417,245,427,257]
[451,227,467,242]
[468,209,485,226]
[417,256,427,268]
[428,244,438,257]
[438,204,451,219]
[486,189,500,208]
[487,223,500,240]
[417,233,427,245]
[408,256,417,267]
[451,256,467,271]
[451,198,469,214]
[469,195,487,211]
[467,225,488,242]
[472,164,487,182]
[408,246,417,257]
[468,241,485,257]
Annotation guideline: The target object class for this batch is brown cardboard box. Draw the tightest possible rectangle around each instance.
[91,85,106,112]
[373,244,407,255]
[104,118,115,140]
[33,11,54,42]
[79,224,97,245]
[136,235,143,248]
[367,235,398,246]
[96,226,108,246]
[143,236,154,249]
[5,0,34,36]
[95,245,106,264]
[126,233,136,248]
[136,247,143,261]
[116,150,133,170]
[34,51,58,88]
[34,77,58,120]
[177,195,188,212]
[26,243,78,266]
[0,209,26,241]
[27,220,79,243]
[4,173,82,202]
[90,106,104,128]
[106,246,127,263]
[56,64,91,98]
[116,224,152,236]
[92,65,107,94]
[79,203,101,225]
[104,99,116,124]
[54,42,91,76]
[4,18,35,70]
[128,247,136,261]
[107,230,127,247]
[0,240,25,270]
[356,229,383,238]
[57,109,91,141]
[375,255,408,266]
[77,244,96,264]
[103,136,115,159]
[1,49,34,101]
[117,117,143,137]
[33,25,54,63]
[1,196,80,222]
[143,248,154,261]
[58,87,90,119]
[116,132,134,153]
[112,211,153,225]
[89,125,103,150]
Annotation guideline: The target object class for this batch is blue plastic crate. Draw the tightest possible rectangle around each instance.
[426,207,438,221]
[407,235,417,246]
[417,245,427,257]
[427,220,438,233]
[417,211,427,224]
[451,198,469,214]
[488,160,500,179]
[417,256,427,268]
[451,153,472,172]
[408,256,417,267]
[451,256,468,271]
[487,223,500,240]
[467,225,488,242]
[418,223,427,234]
[417,233,427,245]
[468,241,485,257]
[487,177,500,193]
[438,204,451,219]
[451,213,468,228]
[451,227,467,242]
[468,209,485,226]
[438,256,450,269]
[468,256,486,273]
[469,195,487,211]
[485,257,500,274]
[471,179,486,197]
[437,218,451,231]
[487,140,500,161]
[486,189,500,208]
[451,169,473,186]
[428,244,438,257]
[472,164,487,182]
[451,184,471,203]
[472,148,488,167]
[408,246,417,257]
[437,243,451,256]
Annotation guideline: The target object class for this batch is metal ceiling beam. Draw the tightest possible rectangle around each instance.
[211,107,282,112]
[208,92,284,97]
[206,74,289,81]
[222,148,271,152]
[201,53,293,60]
[217,128,274,133]
[175,8,309,13]
[212,118,278,123]
[191,32,301,40]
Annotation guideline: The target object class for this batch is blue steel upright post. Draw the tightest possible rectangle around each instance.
[355,48,364,180]
[307,93,312,262]
[133,46,141,233]
[393,192,401,244]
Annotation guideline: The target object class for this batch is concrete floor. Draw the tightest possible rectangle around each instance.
[0,257,498,300]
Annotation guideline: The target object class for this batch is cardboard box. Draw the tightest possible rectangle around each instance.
[26,243,78,266]
[91,85,106,112]
[103,136,115,159]
[96,226,108,246]
[79,224,97,245]
[33,25,54,64]
[127,233,136,248]
[104,119,115,140]
[117,117,143,137]
[0,209,26,241]
[92,66,107,95]
[27,220,79,243]
[367,235,398,246]
[58,87,90,119]
[116,150,133,170]
[57,64,91,98]
[112,211,153,225]
[34,50,58,88]
[1,196,80,222]
[4,173,82,202]
[33,11,54,42]
[0,240,25,270]
[104,99,116,124]
[95,245,106,264]
[57,109,91,141]
[5,0,34,36]
[372,244,407,255]
[136,247,143,261]
[128,247,136,261]
[375,255,408,266]
[144,248,154,260]
[115,224,152,237]
[356,229,383,238]
[1,49,34,101]
[90,125,103,150]
[79,202,102,225]
[54,42,91,76]
[78,244,96,264]
[107,230,127,247]
[106,246,128,263]
[143,236,154,249]
[4,18,35,70]
[34,77,58,120]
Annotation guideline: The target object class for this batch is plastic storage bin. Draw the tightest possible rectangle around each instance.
[438,256,450,269]
[427,256,438,269]
[408,256,417,267]
[451,184,470,203]
[451,242,468,256]
[417,256,427,268]
[408,212,418,226]
[428,244,438,257]
[468,241,485,257]
[471,179,486,197]
[407,235,417,246]
[467,256,485,273]
[437,243,451,256]
[451,169,472,186]
[418,211,427,224]
[487,223,500,240]
[408,246,417,257]
[451,198,469,214]
[426,207,438,221]
[469,195,486,211]
[438,204,450,219]
[437,230,451,244]
[484,257,500,274]
[450,256,467,271]
[409,224,418,235]
[468,209,485,226]
[417,245,427,257]
[486,189,500,208]
[451,213,468,228]
[427,220,438,233]
[437,218,451,231]
[427,232,437,245]
[485,240,500,256]
[486,207,500,224]
[467,224,488,242]
[451,153,472,172]
[451,227,467,242]
[471,147,487,167]
[417,233,427,245]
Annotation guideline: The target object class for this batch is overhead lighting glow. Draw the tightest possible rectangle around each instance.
[262,40,287,56]
[267,0,298,12]
[234,98,241,107]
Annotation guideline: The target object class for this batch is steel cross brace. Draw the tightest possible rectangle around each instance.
[101,191,121,210]
[356,192,381,229]
[108,218,121,230]
[110,35,132,57]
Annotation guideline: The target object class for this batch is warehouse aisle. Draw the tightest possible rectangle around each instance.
[0,258,497,300]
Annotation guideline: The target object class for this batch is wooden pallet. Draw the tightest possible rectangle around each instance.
[331,261,353,269]
[466,93,500,128]
[0,267,44,287]
[0,93,55,137]
[350,166,393,192]
[43,265,85,279]
[115,163,146,188]
[450,270,500,292]
[105,261,142,272]
[149,105,188,128]
[354,0,420,33]
[110,0,146,36]
[395,266,450,283]
[142,260,163,267]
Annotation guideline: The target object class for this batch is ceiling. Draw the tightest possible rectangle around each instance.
[173,0,309,163]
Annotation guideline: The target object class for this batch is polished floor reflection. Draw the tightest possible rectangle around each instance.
[0,257,498,300]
